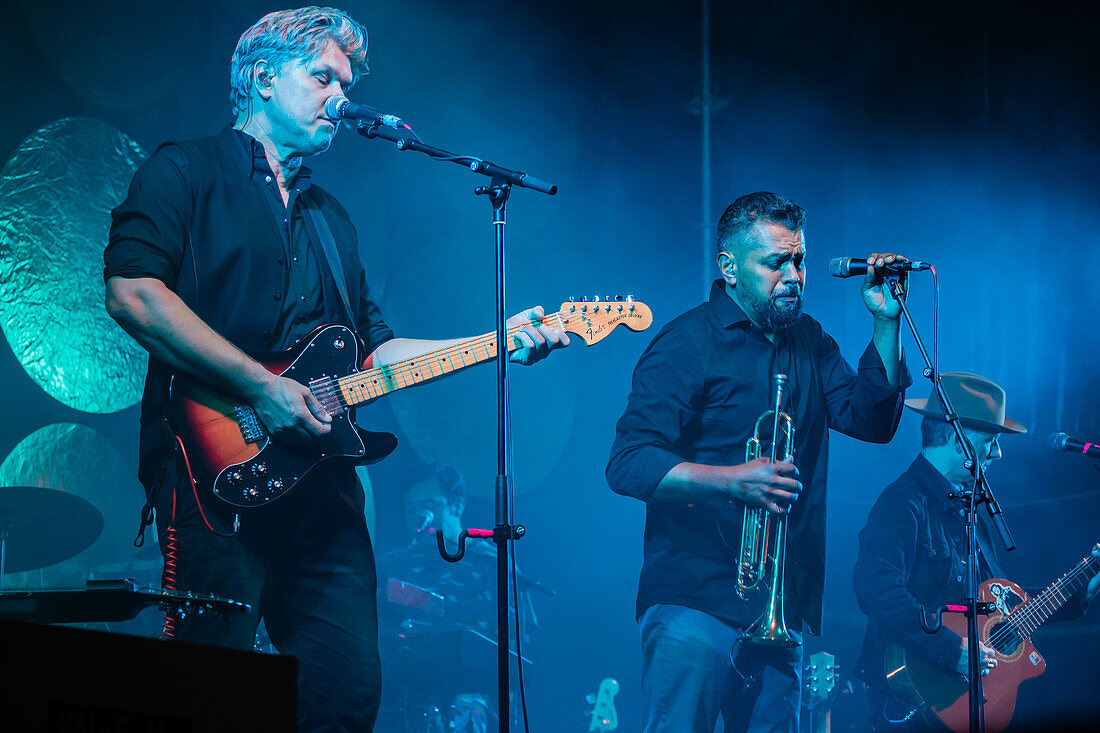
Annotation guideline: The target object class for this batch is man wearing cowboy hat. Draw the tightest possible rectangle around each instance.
[851,372,1100,731]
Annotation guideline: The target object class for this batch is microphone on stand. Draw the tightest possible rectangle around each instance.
[414,510,435,534]
[323,95,408,130]
[828,257,933,278]
[1047,432,1100,459]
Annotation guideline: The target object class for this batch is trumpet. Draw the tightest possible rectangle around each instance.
[735,373,800,647]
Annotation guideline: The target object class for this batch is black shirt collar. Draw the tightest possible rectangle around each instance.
[220,126,313,190]
[708,279,805,343]
[911,453,963,512]
[708,279,753,329]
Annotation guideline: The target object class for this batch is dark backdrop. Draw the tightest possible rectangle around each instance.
[1,1,1097,730]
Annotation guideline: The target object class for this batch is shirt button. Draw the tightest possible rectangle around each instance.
[957,575,963,582]
[274,291,282,300]
[265,175,272,183]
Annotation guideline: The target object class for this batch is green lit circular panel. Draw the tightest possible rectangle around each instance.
[0,118,147,413]
[0,423,151,588]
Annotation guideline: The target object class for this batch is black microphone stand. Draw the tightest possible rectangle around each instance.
[884,276,1015,733]
[357,120,556,733]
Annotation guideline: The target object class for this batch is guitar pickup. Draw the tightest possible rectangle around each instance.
[234,406,267,444]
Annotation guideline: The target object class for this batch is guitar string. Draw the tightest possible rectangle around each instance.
[322,306,641,405]
[987,557,1099,646]
[1001,557,1099,636]
[988,560,1087,644]
[332,324,524,404]
[329,313,567,403]
[988,564,1078,645]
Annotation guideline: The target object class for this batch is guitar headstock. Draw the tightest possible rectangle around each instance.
[554,296,653,346]
[804,650,839,711]
[587,677,620,731]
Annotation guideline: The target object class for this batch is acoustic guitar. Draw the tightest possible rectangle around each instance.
[885,550,1099,733]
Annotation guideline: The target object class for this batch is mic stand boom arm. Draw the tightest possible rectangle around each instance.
[357,119,556,733]
[356,121,557,195]
[884,275,1016,733]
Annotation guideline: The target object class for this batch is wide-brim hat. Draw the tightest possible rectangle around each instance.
[905,372,1026,434]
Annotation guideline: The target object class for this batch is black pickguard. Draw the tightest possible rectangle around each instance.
[211,325,397,508]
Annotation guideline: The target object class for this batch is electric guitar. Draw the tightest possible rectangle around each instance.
[169,298,652,508]
[884,549,1100,733]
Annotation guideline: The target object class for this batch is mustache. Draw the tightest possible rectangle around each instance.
[771,288,802,299]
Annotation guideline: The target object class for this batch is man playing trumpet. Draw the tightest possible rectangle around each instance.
[607,191,912,732]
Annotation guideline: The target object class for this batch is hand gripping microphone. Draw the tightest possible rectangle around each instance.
[1047,432,1100,459]
[828,257,932,278]
[323,95,407,130]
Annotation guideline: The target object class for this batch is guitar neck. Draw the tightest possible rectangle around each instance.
[1008,553,1100,637]
[336,311,569,408]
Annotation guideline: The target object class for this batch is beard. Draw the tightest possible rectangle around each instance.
[758,289,803,331]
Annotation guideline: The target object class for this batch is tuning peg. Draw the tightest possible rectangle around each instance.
[615,295,624,301]
[591,295,600,302]
[568,296,575,302]
[626,294,634,302]
[581,296,588,302]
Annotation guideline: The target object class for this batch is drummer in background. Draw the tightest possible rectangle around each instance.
[377,464,536,733]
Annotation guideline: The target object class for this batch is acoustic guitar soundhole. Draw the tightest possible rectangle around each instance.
[987,619,1021,655]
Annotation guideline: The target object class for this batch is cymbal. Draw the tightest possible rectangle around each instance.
[0,486,104,573]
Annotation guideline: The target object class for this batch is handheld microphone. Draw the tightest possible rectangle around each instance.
[828,257,932,278]
[323,95,406,130]
[1047,432,1099,458]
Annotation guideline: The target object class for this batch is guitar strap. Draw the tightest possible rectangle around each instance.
[301,196,358,336]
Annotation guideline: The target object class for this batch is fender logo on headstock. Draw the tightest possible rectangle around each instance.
[560,299,653,346]
[587,310,646,339]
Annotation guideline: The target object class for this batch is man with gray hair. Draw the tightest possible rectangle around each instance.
[104,7,565,730]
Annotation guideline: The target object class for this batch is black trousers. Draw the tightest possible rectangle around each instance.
[155,461,381,732]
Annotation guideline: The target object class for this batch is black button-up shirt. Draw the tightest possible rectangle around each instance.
[607,280,910,633]
[105,126,394,490]
[246,137,329,349]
